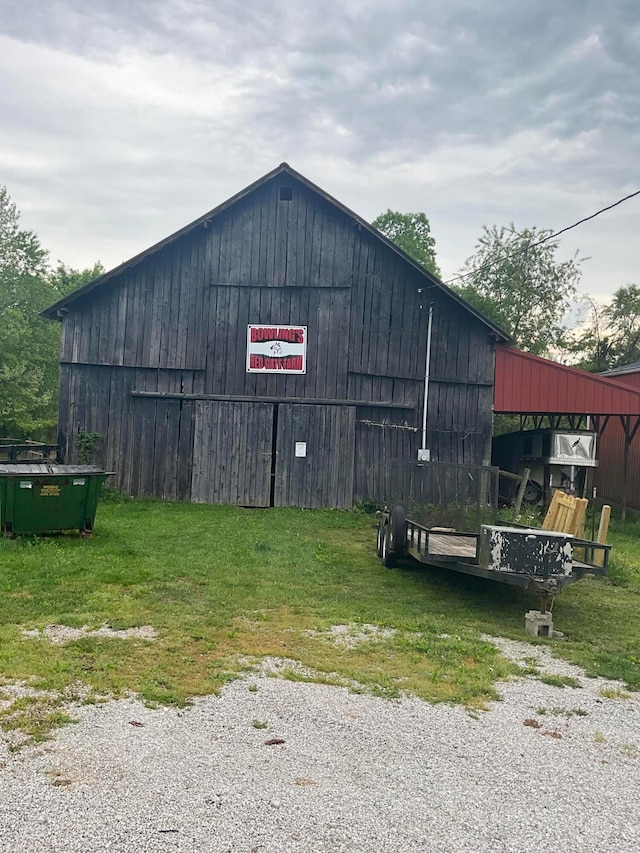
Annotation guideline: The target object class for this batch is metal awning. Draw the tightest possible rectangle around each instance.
[494,345,640,416]
[494,345,640,517]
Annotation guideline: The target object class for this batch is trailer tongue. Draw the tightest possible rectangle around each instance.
[377,505,610,637]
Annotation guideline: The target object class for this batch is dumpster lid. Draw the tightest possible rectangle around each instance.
[0,464,112,476]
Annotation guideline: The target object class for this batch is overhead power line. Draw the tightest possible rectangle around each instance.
[442,188,640,287]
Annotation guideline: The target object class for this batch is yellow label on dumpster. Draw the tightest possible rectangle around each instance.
[40,485,60,497]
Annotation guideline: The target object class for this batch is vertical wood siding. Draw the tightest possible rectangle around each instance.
[57,173,496,505]
[274,404,355,508]
[191,401,274,506]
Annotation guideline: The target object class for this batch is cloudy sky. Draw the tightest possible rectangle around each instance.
[1,0,638,307]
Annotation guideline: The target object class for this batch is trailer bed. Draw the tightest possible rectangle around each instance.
[379,507,609,598]
[409,528,478,560]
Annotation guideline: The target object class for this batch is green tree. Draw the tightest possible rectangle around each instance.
[454,223,582,355]
[372,210,441,277]
[565,297,614,373]
[0,186,102,437]
[603,284,640,367]
[49,260,104,298]
[0,186,55,436]
[570,285,640,372]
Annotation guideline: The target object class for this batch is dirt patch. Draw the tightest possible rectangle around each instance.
[304,623,398,648]
[22,624,157,645]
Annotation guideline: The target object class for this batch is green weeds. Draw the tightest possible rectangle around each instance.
[536,706,588,718]
[538,674,582,689]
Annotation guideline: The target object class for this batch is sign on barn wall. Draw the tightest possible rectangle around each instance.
[246,325,307,373]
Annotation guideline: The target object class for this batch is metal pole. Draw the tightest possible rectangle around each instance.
[421,303,434,452]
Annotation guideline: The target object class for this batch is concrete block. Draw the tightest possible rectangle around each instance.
[525,609,554,639]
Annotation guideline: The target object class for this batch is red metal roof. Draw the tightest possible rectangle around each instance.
[494,345,640,415]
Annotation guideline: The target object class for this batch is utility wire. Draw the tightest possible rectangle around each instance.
[441,188,640,287]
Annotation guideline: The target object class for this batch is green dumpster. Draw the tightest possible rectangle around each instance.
[0,464,113,538]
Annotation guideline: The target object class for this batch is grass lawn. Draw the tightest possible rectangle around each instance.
[1,498,639,744]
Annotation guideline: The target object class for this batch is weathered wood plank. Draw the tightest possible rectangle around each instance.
[56,363,72,461]
[319,208,336,288]
[274,186,289,288]
[274,404,355,508]
[191,401,273,505]
[233,284,251,395]
[263,185,277,286]
[183,237,199,372]
[347,237,367,374]
[132,390,414,409]
[60,314,73,363]
[217,210,233,284]
[248,192,262,286]
[124,269,140,366]
[286,184,302,287]
[209,285,229,394]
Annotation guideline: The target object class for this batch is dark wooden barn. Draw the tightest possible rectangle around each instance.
[43,164,509,508]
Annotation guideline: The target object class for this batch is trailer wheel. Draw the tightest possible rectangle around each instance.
[381,525,396,568]
[389,505,407,555]
[523,480,543,505]
[376,521,386,557]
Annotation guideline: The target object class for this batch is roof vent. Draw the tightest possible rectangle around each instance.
[279,187,293,201]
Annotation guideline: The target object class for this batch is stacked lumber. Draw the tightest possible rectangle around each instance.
[543,490,610,567]
[542,491,588,537]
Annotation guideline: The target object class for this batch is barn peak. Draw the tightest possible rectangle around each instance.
[42,163,509,342]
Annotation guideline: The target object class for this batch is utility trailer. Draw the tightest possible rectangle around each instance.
[377,505,610,636]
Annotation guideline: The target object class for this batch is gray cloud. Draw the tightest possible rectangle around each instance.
[0,0,638,302]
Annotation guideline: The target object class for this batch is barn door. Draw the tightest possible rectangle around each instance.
[274,404,356,508]
[191,401,274,506]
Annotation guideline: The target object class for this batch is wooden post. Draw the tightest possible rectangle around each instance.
[594,505,611,567]
[512,467,531,521]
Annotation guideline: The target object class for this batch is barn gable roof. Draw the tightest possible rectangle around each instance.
[42,163,511,341]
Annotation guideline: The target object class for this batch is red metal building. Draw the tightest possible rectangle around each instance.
[596,362,640,512]
[494,346,640,514]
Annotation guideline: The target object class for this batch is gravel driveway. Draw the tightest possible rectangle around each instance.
[1,636,639,853]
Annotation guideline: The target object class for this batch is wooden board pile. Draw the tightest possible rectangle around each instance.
[542,490,610,567]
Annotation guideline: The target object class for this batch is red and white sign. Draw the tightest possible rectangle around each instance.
[246,325,307,374]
